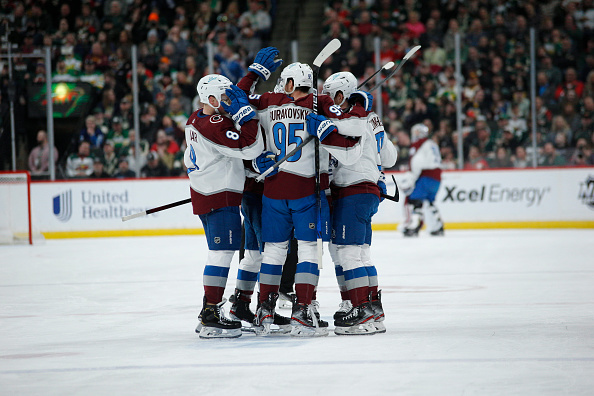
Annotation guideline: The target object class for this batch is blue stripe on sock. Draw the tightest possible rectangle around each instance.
[335,265,344,277]
[365,265,378,277]
[296,261,319,276]
[343,267,368,281]
[260,263,283,276]
[237,269,258,282]
[203,265,230,278]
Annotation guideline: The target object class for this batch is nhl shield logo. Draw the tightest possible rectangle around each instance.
[578,176,594,210]
[309,223,315,230]
[53,190,72,222]
[214,237,221,244]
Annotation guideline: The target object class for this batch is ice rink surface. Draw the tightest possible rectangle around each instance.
[1,229,593,395]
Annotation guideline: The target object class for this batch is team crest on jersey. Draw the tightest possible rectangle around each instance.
[210,115,223,123]
[309,223,315,230]
[214,237,221,244]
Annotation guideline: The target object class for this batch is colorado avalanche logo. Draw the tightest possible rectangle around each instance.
[578,176,594,210]
[210,115,223,124]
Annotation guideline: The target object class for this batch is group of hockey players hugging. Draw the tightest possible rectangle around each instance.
[185,46,443,339]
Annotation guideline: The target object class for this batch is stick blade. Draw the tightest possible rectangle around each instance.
[313,39,341,67]
[404,45,421,60]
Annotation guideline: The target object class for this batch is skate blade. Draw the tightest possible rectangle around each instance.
[253,323,272,336]
[198,326,242,339]
[373,321,386,334]
[334,322,376,336]
[290,325,329,337]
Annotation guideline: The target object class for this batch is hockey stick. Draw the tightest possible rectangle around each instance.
[313,38,340,269]
[255,38,342,183]
[382,175,399,202]
[369,45,421,92]
[121,198,191,221]
[357,61,395,89]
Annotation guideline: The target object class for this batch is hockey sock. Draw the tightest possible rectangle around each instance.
[362,244,379,299]
[203,250,235,304]
[236,249,262,301]
[329,242,349,299]
[259,241,289,303]
[336,244,370,306]
[295,240,320,305]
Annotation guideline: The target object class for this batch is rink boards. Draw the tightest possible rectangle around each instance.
[30,167,594,238]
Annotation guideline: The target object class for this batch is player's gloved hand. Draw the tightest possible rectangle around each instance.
[252,151,278,177]
[378,172,387,202]
[399,171,416,196]
[349,90,373,111]
[248,47,283,81]
[221,85,255,125]
[306,113,337,141]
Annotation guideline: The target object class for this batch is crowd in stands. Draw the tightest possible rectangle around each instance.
[2,0,593,180]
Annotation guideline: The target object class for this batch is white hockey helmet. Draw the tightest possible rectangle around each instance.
[322,72,357,106]
[196,74,232,109]
[411,123,430,143]
[279,62,313,94]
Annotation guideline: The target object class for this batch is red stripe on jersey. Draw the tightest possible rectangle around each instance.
[190,187,242,215]
[420,168,442,181]
[331,181,380,200]
[263,172,329,200]
[187,109,259,150]
[322,132,359,148]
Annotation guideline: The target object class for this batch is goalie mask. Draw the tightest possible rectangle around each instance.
[196,74,232,109]
[322,72,357,106]
[279,62,313,94]
[411,123,430,143]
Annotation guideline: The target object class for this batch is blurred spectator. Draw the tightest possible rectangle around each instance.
[214,44,245,84]
[28,130,59,177]
[555,67,584,100]
[538,142,567,166]
[512,146,530,168]
[140,151,170,177]
[464,145,489,170]
[99,140,119,176]
[106,117,130,155]
[112,157,136,178]
[66,141,94,178]
[238,0,272,57]
[90,158,110,179]
[489,146,513,168]
[150,129,180,169]
[79,115,105,153]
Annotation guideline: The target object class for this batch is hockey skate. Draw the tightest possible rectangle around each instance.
[430,226,445,236]
[290,302,329,337]
[370,291,386,334]
[334,302,376,336]
[277,291,295,309]
[229,290,256,333]
[253,292,278,336]
[196,298,242,339]
[333,300,353,321]
[310,300,328,327]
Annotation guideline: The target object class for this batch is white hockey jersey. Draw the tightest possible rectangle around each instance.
[331,105,397,195]
[183,109,264,215]
[409,137,442,181]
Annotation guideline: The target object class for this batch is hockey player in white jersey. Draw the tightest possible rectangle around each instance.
[399,123,444,237]
[322,71,397,335]
[185,74,265,339]
[237,47,364,336]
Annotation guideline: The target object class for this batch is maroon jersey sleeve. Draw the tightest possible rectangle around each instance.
[188,111,259,150]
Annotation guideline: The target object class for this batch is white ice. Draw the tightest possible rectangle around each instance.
[1,229,593,395]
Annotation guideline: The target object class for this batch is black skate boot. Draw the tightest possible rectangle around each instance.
[430,226,445,236]
[196,298,242,339]
[334,301,376,336]
[370,290,386,334]
[229,289,256,332]
[253,292,278,336]
[333,300,353,321]
[290,302,329,337]
[272,312,292,334]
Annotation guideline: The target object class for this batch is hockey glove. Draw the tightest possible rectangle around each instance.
[252,151,278,177]
[248,47,283,81]
[399,171,416,196]
[305,113,337,142]
[349,90,373,112]
[378,172,387,202]
[221,85,256,125]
